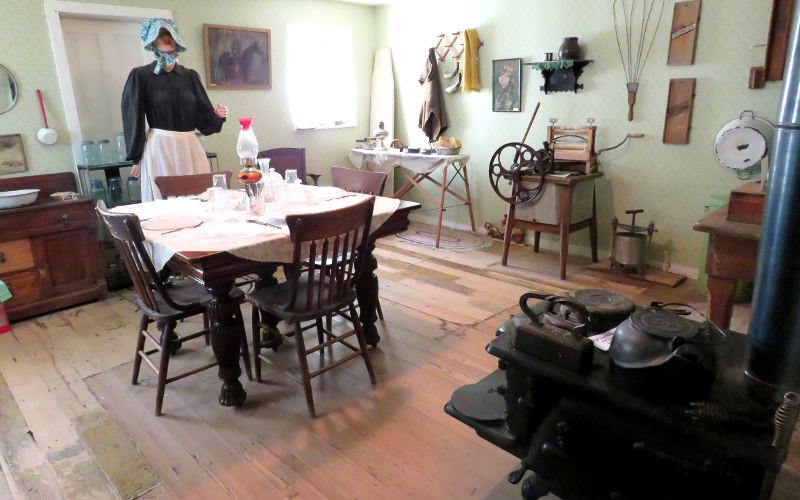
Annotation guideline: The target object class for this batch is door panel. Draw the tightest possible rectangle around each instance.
[32,229,97,297]
[61,18,150,142]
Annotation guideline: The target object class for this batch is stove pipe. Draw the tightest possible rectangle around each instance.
[746,0,800,396]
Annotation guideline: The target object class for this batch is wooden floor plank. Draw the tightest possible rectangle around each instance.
[84,367,235,500]
[0,328,120,500]
[0,341,64,500]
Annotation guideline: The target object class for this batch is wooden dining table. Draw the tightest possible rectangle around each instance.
[159,198,420,407]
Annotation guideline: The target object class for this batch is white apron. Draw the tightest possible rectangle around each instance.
[140,128,210,202]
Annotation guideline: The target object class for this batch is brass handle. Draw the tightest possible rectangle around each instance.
[62,214,70,225]
[0,251,5,264]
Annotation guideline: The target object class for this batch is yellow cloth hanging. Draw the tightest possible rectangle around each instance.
[462,29,481,92]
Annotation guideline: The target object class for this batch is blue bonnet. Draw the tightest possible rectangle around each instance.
[140,18,187,53]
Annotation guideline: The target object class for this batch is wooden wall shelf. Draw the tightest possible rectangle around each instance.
[526,60,593,94]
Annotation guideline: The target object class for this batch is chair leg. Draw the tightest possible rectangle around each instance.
[316,318,325,347]
[376,298,385,321]
[155,321,175,416]
[251,306,262,383]
[236,308,253,382]
[293,322,316,418]
[203,311,210,345]
[349,304,377,385]
[132,314,149,385]
[325,314,333,336]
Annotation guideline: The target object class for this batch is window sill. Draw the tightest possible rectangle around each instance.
[295,122,356,131]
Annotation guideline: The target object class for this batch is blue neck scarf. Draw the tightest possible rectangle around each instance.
[153,50,179,74]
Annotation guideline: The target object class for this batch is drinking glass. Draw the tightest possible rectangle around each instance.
[284,169,298,184]
[207,187,229,212]
[212,174,227,190]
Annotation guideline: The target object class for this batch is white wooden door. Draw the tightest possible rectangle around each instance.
[61,18,150,143]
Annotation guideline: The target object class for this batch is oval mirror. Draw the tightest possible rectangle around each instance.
[0,65,19,114]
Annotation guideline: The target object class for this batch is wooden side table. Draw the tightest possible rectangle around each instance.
[502,172,602,279]
[693,204,761,328]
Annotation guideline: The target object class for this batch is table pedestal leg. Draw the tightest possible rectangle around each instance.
[356,239,381,346]
[207,282,246,406]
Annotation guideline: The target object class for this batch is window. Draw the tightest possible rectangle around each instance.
[287,23,356,130]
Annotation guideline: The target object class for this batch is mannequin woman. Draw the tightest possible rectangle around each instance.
[122,18,228,201]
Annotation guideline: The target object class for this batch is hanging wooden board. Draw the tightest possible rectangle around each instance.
[765,0,795,81]
[663,78,696,144]
[667,0,702,66]
[750,0,795,88]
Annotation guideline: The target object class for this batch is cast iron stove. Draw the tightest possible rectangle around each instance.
[445,291,792,500]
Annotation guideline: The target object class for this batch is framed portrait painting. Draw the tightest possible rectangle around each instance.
[492,58,522,112]
[0,134,28,175]
[203,24,271,90]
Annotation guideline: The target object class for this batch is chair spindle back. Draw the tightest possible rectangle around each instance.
[95,200,199,315]
[331,166,387,196]
[283,197,375,312]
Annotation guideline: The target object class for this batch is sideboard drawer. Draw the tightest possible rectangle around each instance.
[3,270,41,308]
[0,202,94,236]
[0,239,34,274]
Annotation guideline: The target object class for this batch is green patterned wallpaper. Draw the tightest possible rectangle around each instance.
[0,0,376,180]
[376,0,782,271]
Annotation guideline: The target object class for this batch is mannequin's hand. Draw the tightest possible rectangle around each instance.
[214,104,229,119]
[131,164,140,178]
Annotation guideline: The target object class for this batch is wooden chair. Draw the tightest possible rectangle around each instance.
[331,166,387,196]
[246,197,377,417]
[154,171,233,198]
[330,165,387,321]
[96,200,252,416]
[258,148,321,185]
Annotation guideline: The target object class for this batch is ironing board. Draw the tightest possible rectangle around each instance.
[348,149,476,248]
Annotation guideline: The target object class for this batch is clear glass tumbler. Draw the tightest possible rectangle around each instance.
[212,173,228,190]
[284,169,298,184]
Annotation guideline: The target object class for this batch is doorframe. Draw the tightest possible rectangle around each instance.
[43,0,171,165]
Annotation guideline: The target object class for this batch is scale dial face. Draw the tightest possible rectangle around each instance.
[714,126,768,171]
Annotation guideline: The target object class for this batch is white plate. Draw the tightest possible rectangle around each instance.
[141,215,203,231]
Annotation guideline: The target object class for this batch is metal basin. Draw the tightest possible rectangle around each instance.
[0,189,40,209]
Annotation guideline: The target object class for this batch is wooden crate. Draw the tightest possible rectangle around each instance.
[727,182,765,224]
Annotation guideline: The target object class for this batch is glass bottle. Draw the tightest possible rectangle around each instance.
[115,132,127,162]
[108,177,123,203]
[80,140,97,166]
[126,176,141,202]
[89,179,107,204]
[236,117,259,165]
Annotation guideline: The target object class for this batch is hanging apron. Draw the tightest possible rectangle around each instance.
[139,128,210,202]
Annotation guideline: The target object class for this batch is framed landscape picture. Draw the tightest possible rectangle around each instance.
[203,24,271,90]
[0,134,27,175]
[492,58,522,112]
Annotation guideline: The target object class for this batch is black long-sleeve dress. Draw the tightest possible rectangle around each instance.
[121,61,225,163]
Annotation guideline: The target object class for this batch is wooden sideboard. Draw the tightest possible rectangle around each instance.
[0,173,105,321]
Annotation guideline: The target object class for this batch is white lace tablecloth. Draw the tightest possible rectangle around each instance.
[110,186,401,271]
[348,149,470,174]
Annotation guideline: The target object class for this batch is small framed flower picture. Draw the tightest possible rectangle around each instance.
[492,58,522,112]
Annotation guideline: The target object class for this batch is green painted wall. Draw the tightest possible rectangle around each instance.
[376,0,781,271]
[0,0,376,180]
